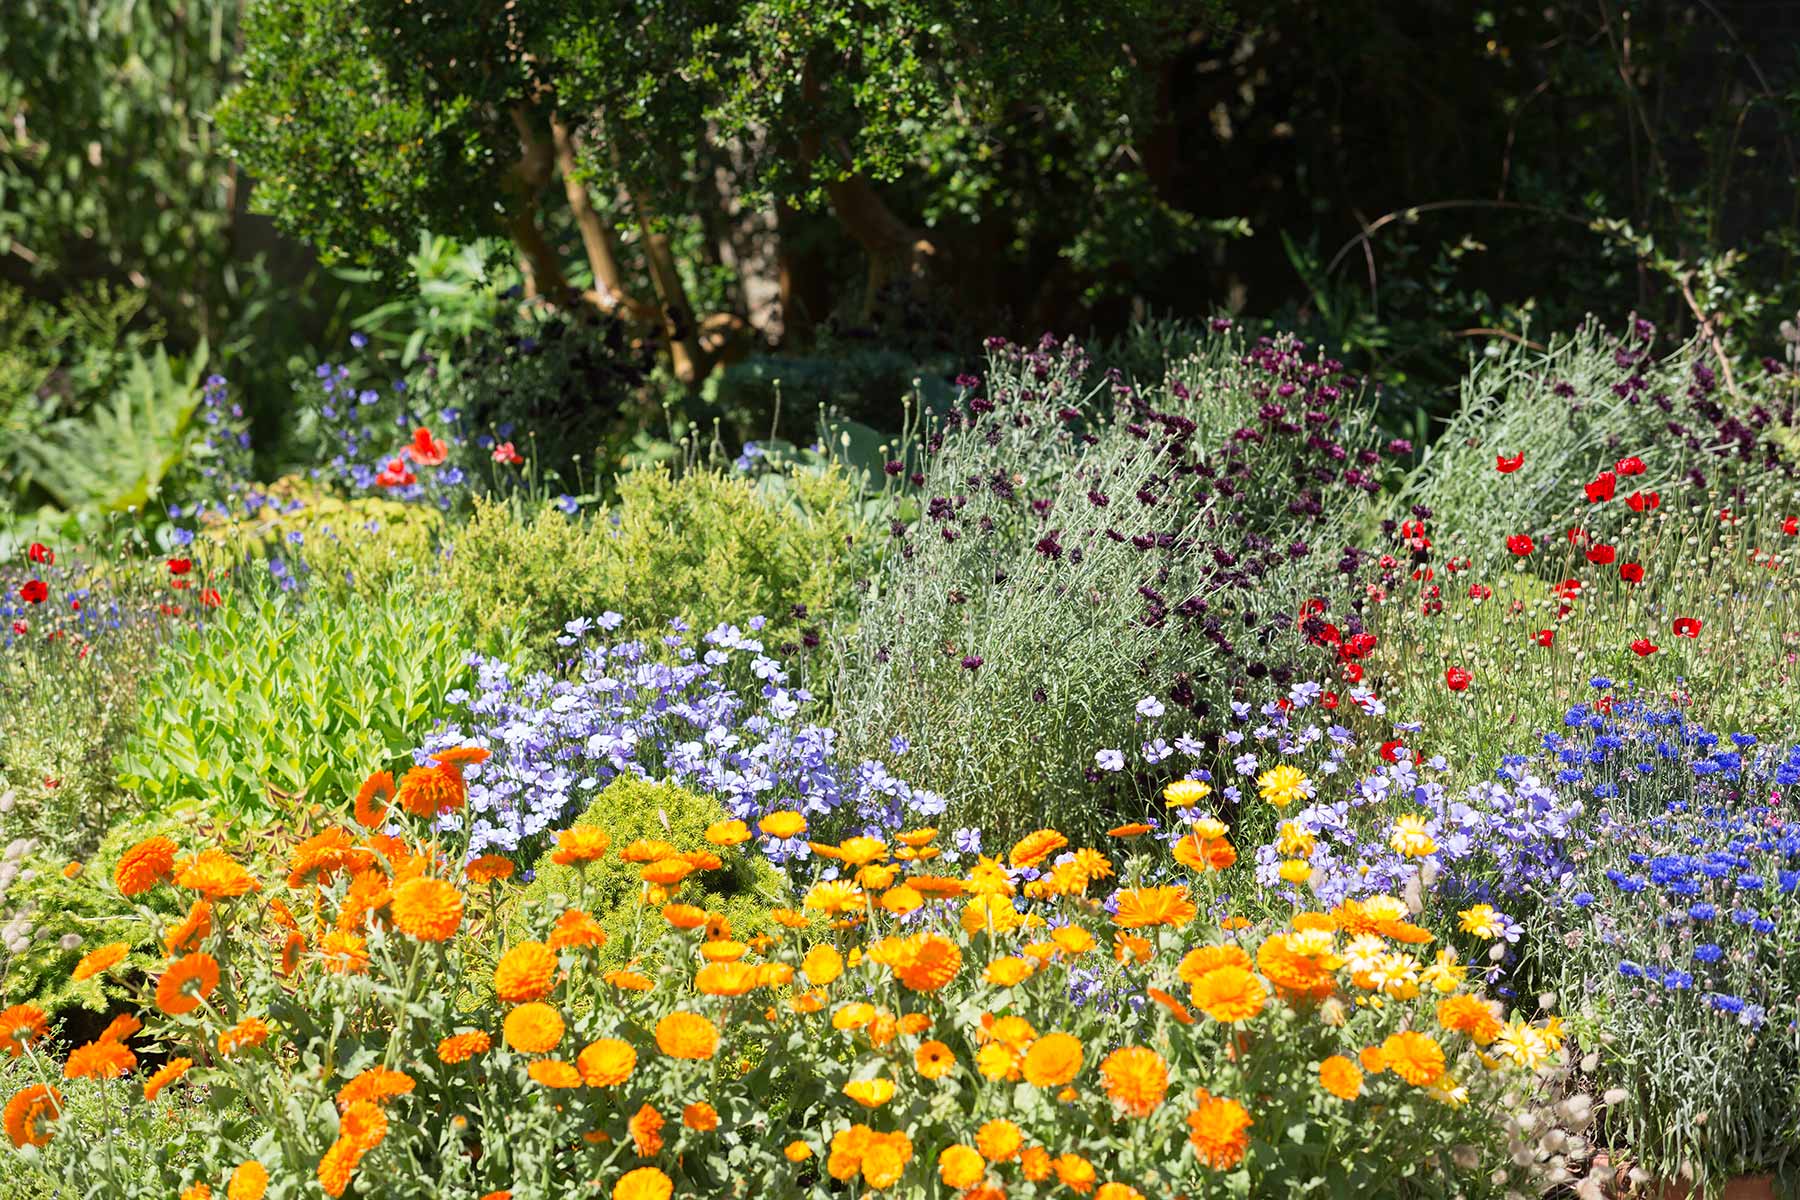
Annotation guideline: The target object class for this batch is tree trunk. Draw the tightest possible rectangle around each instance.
[773,196,832,346]
[550,116,654,320]
[507,105,572,300]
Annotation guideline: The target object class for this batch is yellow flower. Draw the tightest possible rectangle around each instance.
[975,1118,1022,1162]
[1493,1019,1553,1070]
[985,956,1035,986]
[842,1078,895,1108]
[915,1040,956,1079]
[758,811,807,839]
[1380,1031,1446,1086]
[704,819,751,846]
[784,1141,813,1162]
[803,880,864,916]
[1021,1031,1083,1087]
[802,944,844,985]
[1276,821,1315,857]
[1389,815,1437,859]
[1278,859,1314,884]
[960,893,1023,936]
[1255,764,1310,809]
[1457,904,1504,939]
[1420,947,1468,993]
[1164,779,1213,807]
[938,1144,985,1189]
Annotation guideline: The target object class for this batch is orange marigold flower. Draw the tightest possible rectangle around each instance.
[339,1099,389,1151]
[1380,1030,1447,1087]
[1190,965,1268,1024]
[528,1059,582,1088]
[682,849,723,872]
[71,941,128,982]
[613,1166,672,1200]
[842,1078,895,1108]
[165,900,213,954]
[604,968,653,991]
[182,1186,212,1200]
[432,746,490,768]
[4,1084,62,1148]
[801,944,844,986]
[174,849,260,901]
[143,1057,193,1101]
[1179,943,1251,983]
[316,1137,361,1198]
[1096,1186,1146,1200]
[1055,1154,1098,1194]
[465,855,515,884]
[870,931,962,992]
[549,908,607,950]
[64,1038,135,1080]
[279,930,306,977]
[549,826,611,866]
[503,1003,565,1054]
[218,1016,271,1057]
[914,1039,955,1079]
[1187,1090,1253,1169]
[353,770,394,828]
[287,828,355,889]
[1009,828,1069,868]
[628,1103,664,1156]
[0,1005,48,1058]
[682,1101,719,1131]
[618,838,677,864]
[95,1013,139,1046]
[577,1038,635,1086]
[704,819,751,846]
[337,1066,415,1109]
[155,952,220,1016]
[757,811,806,839]
[1099,1046,1168,1117]
[938,1143,984,1189]
[975,1118,1023,1161]
[654,1011,718,1060]
[1021,1031,1084,1087]
[436,1031,491,1064]
[639,858,694,886]
[1437,993,1504,1045]
[227,1160,268,1200]
[1256,934,1336,1002]
[114,836,178,896]
[1173,833,1237,873]
[390,877,464,942]
[1319,1055,1363,1100]
[1112,886,1197,929]
[395,763,465,818]
[320,931,370,975]
[1021,1145,1053,1181]
[662,903,709,930]
[493,941,557,1003]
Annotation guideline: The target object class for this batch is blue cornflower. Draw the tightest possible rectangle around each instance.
[1693,943,1725,963]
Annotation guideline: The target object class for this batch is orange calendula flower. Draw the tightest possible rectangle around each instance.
[1172,833,1237,873]
[1380,1030,1447,1086]
[618,838,677,864]
[114,836,178,896]
[938,1144,984,1189]
[287,828,356,889]
[1187,1090,1253,1169]
[976,1118,1023,1162]
[1113,933,1152,964]
[681,1102,718,1132]
[0,1000,48,1057]
[353,770,394,828]
[174,849,260,901]
[465,854,515,884]
[165,900,213,954]
[639,858,694,886]
[1106,823,1153,838]
[1190,965,1268,1024]
[337,1066,414,1109]
[143,1057,194,1101]
[279,929,306,977]
[654,1011,718,1060]
[604,968,653,991]
[842,1078,895,1108]
[704,819,751,846]
[432,746,490,768]
[494,941,557,1003]
[1098,1046,1168,1117]
[227,1161,268,1200]
[628,1103,665,1156]
[758,811,807,839]
[181,1186,211,1200]
[64,1038,135,1080]
[4,1084,62,1148]
[662,903,709,930]
[1021,1031,1083,1086]
[1056,1154,1098,1193]
[504,1003,565,1054]
[320,931,370,975]
[155,952,220,1016]
[1319,1055,1363,1100]
[577,1038,636,1086]
[871,931,962,992]
[528,1059,582,1088]
[801,944,844,986]
[1437,993,1504,1045]
[1009,828,1068,868]
[914,1039,955,1079]
[436,1031,491,1064]
[1178,944,1253,983]
[613,1166,673,1200]
[390,877,465,942]
[549,826,611,866]
[96,1013,140,1045]
[1112,885,1197,929]
[1147,986,1196,1025]
[218,1016,272,1057]
[396,763,465,818]
[549,908,607,950]
[71,942,128,982]
[803,880,864,916]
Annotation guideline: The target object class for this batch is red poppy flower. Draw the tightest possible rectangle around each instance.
[19,580,47,604]
[1412,568,1436,584]
[1532,629,1555,647]
[1496,453,1524,473]
[1584,544,1616,566]
[1619,562,1644,583]
[1342,662,1364,683]
[1506,534,1534,556]
[1342,633,1377,659]
[1584,472,1617,503]
[167,558,192,576]
[1672,617,1702,638]
[199,588,223,608]
[1785,516,1798,536]
[1467,583,1491,601]
[375,457,417,488]
[1595,695,1614,714]
[1629,638,1658,657]
[1444,666,1472,692]
[492,441,524,466]
[1566,527,1589,546]
[1614,456,1646,476]
[1554,578,1583,598]
[10,621,25,635]
[404,427,449,466]
[158,603,182,616]
[26,542,53,565]
[1321,691,1339,710]
[1379,739,1405,763]
[1625,491,1660,513]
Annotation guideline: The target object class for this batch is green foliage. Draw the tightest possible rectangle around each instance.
[0,816,188,1018]
[444,464,862,657]
[116,583,473,821]
[519,776,788,971]
[195,475,444,602]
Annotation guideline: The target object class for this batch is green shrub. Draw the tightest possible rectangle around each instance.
[444,463,862,657]
[0,815,188,1017]
[195,474,443,601]
[115,582,475,821]
[519,776,788,972]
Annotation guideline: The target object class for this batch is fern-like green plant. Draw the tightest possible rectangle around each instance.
[16,341,207,514]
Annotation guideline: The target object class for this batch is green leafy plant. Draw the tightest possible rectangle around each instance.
[115,582,475,821]
[518,776,789,972]
[444,463,863,658]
